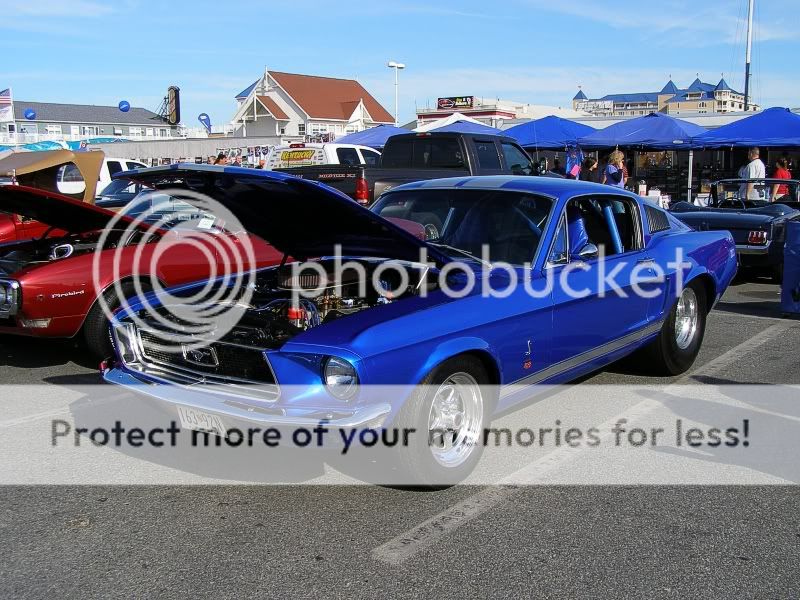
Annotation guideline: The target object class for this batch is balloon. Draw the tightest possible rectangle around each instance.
[118,100,130,112]
[23,108,36,120]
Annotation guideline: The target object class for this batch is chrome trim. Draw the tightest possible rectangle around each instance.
[103,367,391,429]
[0,278,21,318]
[117,325,281,401]
[736,242,772,255]
[501,319,664,396]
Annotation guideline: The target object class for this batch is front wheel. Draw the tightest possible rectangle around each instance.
[390,355,491,486]
[82,281,146,359]
[639,280,707,376]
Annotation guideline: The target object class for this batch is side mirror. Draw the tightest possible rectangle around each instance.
[575,243,599,261]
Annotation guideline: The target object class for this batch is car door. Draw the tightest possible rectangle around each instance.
[548,194,657,368]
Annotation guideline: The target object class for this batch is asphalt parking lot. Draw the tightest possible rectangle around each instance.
[1,277,799,598]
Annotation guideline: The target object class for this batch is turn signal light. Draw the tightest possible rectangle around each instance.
[747,230,768,245]
[355,176,369,205]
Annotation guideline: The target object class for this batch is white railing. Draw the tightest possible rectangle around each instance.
[0,132,178,145]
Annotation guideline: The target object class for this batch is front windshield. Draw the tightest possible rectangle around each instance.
[714,179,799,207]
[372,189,554,265]
[120,192,221,231]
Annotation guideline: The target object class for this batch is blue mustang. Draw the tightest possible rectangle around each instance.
[103,165,737,483]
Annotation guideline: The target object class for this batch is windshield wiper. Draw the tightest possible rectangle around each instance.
[427,241,491,267]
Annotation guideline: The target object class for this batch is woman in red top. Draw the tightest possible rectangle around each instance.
[771,158,792,201]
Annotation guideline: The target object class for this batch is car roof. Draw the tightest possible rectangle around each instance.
[388,175,643,202]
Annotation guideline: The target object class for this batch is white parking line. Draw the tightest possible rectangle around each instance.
[371,321,797,565]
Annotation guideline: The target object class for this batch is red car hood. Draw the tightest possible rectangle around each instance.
[0,185,118,233]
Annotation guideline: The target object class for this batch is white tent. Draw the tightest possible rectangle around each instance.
[414,112,485,133]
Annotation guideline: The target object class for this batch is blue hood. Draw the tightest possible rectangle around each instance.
[118,164,450,265]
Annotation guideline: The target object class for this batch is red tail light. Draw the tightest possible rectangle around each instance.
[355,176,369,205]
[747,230,768,245]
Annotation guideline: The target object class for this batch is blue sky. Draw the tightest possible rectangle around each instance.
[3,0,798,128]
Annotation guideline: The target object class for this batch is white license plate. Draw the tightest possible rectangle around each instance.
[176,406,227,437]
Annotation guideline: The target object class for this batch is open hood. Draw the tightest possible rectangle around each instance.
[0,185,117,233]
[119,164,451,265]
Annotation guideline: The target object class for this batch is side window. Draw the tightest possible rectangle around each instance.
[568,196,641,257]
[126,161,145,170]
[547,214,568,266]
[501,143,533,175]
[107,161,123,176]
[360,149,380,166]
[336,147,360,166]
[474,140,501,170]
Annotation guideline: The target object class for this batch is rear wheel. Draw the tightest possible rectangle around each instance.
[640,280,707,376]
[391,355,491,486]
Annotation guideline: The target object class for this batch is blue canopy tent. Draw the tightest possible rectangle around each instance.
[579,113,707,201]
[503,116,595,150]
[578,112,705,150]
[334,124,408,149]
[430,120,502,135]
[693,107,800,148]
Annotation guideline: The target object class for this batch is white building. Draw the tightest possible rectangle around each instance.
[230,69,395,139]
[416,96,586,129]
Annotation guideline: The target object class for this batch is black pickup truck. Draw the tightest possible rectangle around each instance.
[274,132,535,205]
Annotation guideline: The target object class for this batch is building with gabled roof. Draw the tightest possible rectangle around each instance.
[230,69,394,139]
[572,76,759,118]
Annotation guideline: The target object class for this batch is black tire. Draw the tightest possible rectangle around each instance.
[389,355,491,487]
[82,281,145,359]
[639,279,707,376]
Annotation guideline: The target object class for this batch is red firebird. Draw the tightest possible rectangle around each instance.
[0,184,283,357]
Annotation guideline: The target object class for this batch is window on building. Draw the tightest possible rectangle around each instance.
[7,124,15,134]
[146,128,154,137]
[159,128,168,137]
[45,124,62,135]
[129,127,143,137]
[298,123,306,136]
[280,127,286,135]
[113,127,123,136]
[345,126,358,134]
[80,126,99,136]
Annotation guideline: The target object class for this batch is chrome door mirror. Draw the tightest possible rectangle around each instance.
[576,243,599,260]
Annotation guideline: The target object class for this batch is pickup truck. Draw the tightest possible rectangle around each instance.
[275,132,534,205]
[265,143,381,169]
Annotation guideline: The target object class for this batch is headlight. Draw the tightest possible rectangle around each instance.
[0,279,20,316]
[323,356,358,400]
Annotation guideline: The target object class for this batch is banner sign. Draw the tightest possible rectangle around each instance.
[437,96,474,110]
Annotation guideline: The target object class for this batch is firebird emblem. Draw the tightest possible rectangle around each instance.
[182,345,219,367]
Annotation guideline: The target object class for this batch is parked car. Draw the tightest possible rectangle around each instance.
[102,165,737,484]
[274,132,535,206]
[58,157,148,196]
[0,149,105,243]
[0,181,283,357]
[95,178,152,210]
[671,178,800,282]
[265,143,381,170]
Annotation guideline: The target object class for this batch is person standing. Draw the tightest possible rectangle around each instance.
[578,157,598,182]
[738,147,766,199]
[771,157,792,201]
[602,150,625,188]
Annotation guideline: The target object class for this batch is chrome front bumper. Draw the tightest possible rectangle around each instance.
[103,367,392,429]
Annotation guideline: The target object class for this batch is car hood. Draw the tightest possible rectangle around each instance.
[0,185,118,233]
[120,164,451,265]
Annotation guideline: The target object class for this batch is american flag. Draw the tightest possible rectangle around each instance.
[0,88,12,123]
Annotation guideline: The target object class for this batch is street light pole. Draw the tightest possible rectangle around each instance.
[387,61,405,127]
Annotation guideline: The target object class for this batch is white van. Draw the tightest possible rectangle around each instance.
[58,158,148,196]
[265,143,381,170]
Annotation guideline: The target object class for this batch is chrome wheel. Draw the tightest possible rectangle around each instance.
[427,372,484,468]
[674,287,699,350]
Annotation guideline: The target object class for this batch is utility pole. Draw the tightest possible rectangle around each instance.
[744,0,754,111]
[387,61,405,127]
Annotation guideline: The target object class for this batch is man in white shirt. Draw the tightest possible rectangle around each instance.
[738,147,766,200]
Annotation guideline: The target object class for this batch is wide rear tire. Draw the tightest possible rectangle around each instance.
[639,280,707,376]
